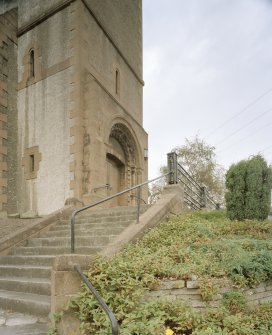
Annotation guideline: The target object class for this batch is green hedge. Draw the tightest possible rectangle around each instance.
[225,155,272,221]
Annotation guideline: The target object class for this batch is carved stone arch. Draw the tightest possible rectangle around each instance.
[109,123,139,168]
[106,122,141,205]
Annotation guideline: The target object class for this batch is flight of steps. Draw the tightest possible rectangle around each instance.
[0,205,149,321]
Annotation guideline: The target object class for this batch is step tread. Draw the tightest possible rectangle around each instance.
[0,276,50,284]
[0,265,51,269]
[0,289,51,304]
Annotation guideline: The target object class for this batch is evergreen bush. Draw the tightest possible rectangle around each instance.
[225,155,272,221]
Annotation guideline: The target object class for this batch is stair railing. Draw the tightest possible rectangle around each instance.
[167,152,218,210]
[74,264,119,335]
[70,173,170,253]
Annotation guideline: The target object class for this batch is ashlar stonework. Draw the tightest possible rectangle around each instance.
[0,0,147,216]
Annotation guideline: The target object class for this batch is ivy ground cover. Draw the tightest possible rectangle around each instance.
[70,211,272,335]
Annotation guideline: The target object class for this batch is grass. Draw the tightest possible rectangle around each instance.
[68,211,272,335]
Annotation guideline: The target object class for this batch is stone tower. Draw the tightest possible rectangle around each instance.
[0,0,148,216]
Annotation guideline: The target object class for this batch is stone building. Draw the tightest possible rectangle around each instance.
[0,0,148,216]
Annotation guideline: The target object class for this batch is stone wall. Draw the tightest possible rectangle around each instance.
[17,4,74,215]
[1,0,147,216]
[78,0,147,200]
[0,8,18,213]
[146,278,272,309]
[84,0,142,78]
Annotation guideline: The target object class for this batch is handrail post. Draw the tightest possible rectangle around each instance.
[167,152,178,184]
[136,185,141,223]
[201,186,207,208]
[71,211,76,253]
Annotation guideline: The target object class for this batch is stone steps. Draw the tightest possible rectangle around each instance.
[0,265,51,278]
[0,277,51,295]
[0,290,50,317]
[14,245,103,255]
[27,235,116,247]
[0,205,150,319]
[52,220,133,231]
[44,225,126,237]
[0,255,55,266]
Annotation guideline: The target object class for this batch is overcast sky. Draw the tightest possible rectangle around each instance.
[143,0,272,179]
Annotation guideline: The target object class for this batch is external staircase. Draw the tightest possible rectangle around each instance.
[0,205,149,321]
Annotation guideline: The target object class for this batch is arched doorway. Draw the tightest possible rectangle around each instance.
[107,123,139,206]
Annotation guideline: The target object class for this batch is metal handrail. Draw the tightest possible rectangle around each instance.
[70,173,170,253]
[74,264,119,335]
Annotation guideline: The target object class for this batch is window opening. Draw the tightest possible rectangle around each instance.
[115,69,120,95]
[30,154,35,172]
[29,49,35,78]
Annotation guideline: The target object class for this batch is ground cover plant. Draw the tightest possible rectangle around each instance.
[69,211,272,334]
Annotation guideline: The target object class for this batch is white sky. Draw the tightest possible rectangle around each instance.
[143,0,272,179]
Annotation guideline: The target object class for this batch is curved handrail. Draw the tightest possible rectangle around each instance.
[74,264,119,335]
[70,173,170,253]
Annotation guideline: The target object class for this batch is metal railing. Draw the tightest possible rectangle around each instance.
[70,173,169,253]
[74,264,119,335]
[167,152,217,210]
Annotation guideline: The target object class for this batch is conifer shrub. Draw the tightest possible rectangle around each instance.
[225,155,272,221]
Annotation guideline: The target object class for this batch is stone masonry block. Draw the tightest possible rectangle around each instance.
[265,284,272,290]
[152,280,185,291]
[146,290,170,298]
[51,270,82,296]
[57,311,81,335]
[253,286,266,294]
[247,291,271,300]
[186,280,200,289]
[259,296,272,303]
[172,288,201,296]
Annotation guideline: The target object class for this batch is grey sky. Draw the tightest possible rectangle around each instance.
[143,0,272,178]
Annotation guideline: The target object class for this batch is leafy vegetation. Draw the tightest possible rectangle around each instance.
[225,155,272,221]
[151,135,225,204]
[69,211,272,334]
[172,135,225,203]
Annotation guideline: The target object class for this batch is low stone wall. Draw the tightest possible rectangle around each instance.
[146,278,272,309]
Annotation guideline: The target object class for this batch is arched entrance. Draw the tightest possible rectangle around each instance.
[107,123,139,206]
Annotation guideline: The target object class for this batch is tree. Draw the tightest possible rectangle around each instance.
[225,159,247,220]
[225,155,272,221]
[172,135,225,203]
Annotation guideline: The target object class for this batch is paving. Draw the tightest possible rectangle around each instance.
[0,309,48,335]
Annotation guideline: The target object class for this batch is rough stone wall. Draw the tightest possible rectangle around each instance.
[0,8,18,213]
[17,4,74,215]
[146,278,272,309]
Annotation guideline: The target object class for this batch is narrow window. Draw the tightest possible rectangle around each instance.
[30,154,35,172]
[29,49,35,78]
[115,69,120,95]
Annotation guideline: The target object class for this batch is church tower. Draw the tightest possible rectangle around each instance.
[0,0,148,216]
